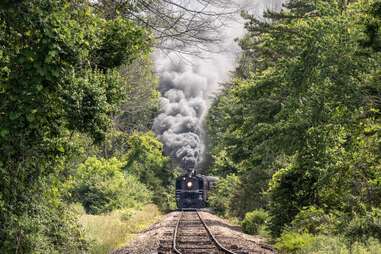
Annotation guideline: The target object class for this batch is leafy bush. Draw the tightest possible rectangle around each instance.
[241,209,269,235]
[123,132,176,211]
[124,132,170,185]
[278,234,381,254]
[276,232,381,254]
[275,209,381,253]
[1,188,89,254]
[275,231,315,253]
[343,208,381,244]
[290,206,331,234]
[71,157,152,214]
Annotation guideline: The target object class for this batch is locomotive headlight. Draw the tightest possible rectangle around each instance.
[186,181,193,188]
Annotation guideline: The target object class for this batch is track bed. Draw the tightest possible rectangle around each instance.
[113,210,274,254]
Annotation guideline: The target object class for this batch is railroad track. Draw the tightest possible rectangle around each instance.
[158,209,275,254]
[172,209,237,254]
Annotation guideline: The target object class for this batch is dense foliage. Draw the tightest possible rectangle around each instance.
[207,0,381,251]
[241,209,269,235]
[70,157,152,214]
[123,132,176,211]
[208,174,240,216]
[0,0,158,252]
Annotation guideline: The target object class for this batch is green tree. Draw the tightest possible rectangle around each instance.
[0,0,151,252]
[123,132,176,210]
[207,0,381,243]
[115,56,160,133]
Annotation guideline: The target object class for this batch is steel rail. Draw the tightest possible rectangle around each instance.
[172,209,238,254]
[195,209,238,254]
[172,209,183,254]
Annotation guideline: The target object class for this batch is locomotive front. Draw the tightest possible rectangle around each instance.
[175,173,207,209]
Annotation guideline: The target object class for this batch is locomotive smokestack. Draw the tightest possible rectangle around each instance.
[187,168,195,177]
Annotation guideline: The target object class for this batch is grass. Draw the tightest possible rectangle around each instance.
[300,235,381,254]
[274,232,381,254]
[79,204,162,254]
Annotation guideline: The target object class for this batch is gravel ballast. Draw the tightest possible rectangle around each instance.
[112,211,274,254]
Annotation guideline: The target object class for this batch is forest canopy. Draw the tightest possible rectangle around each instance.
[207,0,381,251]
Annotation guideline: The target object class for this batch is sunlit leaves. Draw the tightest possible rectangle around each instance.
[207,0,381,242]
[0,0,151,252]
[70,156,152,214]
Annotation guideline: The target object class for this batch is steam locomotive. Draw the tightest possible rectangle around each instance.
[175,171,218,209]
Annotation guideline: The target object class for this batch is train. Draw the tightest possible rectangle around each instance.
[175,171,218,209]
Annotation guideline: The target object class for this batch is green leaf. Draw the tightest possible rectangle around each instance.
[0,128,9,138]
[26,114,35,123]
[57,146,65,153]
[9,112,20,120]
[36,85,43,92]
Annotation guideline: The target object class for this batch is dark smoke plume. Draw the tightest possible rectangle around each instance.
[152,56,219,170]
[152,0,284,172]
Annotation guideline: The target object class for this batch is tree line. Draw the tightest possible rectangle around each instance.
[207,0,381,252]
[0,0,189,252]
